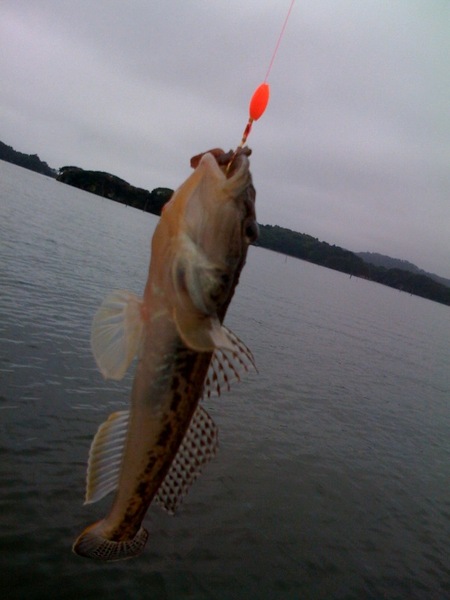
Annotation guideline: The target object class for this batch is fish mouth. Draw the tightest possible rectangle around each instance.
[190,147,252,179]
[189,145,257,245]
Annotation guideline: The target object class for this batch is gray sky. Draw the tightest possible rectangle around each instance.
[2,0,449,277]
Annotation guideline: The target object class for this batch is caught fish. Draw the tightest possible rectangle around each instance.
[72,147,258,561]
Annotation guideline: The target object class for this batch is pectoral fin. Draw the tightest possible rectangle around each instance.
[91,290,144,380]
[174,307,237,353]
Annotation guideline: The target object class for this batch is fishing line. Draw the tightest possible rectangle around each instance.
[227,0,295,172]
[263,0,296,83]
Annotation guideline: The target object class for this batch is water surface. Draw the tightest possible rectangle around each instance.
[1,161,449,599]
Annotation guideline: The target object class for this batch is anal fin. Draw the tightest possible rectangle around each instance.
[84,410,129,505]
[154,405,218,514]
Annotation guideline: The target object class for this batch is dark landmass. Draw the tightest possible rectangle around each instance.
[2,139,449,306]
[57,166,172,216]
[356,252,450,289]
[256,225,450,306]
[0,140,56,178]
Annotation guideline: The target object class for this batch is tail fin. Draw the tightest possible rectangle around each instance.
[72,521,148,561]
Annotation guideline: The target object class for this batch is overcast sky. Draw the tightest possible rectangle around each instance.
[2,1,449,277]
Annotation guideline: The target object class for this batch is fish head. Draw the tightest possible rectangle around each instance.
[156,147,257,327]
[185,147,258,268]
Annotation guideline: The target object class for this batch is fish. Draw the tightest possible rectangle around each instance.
[72,147,258,561]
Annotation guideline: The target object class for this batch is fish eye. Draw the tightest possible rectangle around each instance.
[244,220,259,243]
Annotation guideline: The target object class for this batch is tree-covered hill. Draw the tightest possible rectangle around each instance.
[356,252,450,289]
[0,140,56,177]
[256,224,450,306]
[57,166,172,215]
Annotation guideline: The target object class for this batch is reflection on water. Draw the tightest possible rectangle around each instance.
[1,161,449,599]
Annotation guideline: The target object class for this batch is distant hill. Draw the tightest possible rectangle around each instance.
[356,252,450,289]
[257,225,450,306]
[0,140,56,178]
[57,166,173,215]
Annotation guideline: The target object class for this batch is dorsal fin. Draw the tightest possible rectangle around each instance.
[91,290,144,380]
[154,405,218,514]
[84,410,129,505]
[203,328,257,398]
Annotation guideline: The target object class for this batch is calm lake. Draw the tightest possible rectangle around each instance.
[1,160,449,599]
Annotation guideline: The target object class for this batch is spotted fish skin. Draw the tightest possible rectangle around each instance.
[105,347,211,543]
[72,148,257,561]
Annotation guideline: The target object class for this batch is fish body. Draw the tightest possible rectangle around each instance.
[73,148,257,561]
